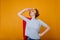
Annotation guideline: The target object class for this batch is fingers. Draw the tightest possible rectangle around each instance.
[25,8,35,11]
[33,8,34,9]
[28,8,32,10]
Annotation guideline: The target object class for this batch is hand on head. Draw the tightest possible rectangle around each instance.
[25,8,35,11]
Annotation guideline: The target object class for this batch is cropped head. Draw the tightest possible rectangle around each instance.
[29,8,40,18]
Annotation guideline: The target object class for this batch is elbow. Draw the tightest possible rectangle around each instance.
[17,13,21,16]
[17,13,19,16]
[18,13,20,15]
[47,26,50,31]
[45,26,50,31]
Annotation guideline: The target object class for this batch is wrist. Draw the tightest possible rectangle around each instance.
[39,33,44,37]
[24,8,27,11]
[24,8,33,11]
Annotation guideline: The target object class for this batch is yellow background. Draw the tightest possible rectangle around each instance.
[0,0,60,40]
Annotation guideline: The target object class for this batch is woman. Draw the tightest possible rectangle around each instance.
[18,8,50,40]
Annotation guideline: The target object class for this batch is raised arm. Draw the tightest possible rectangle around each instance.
[17,8,31,22]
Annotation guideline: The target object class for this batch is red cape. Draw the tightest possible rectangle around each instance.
[23,17,31,40]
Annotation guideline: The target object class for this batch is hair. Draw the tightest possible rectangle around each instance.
[34,9,40,18]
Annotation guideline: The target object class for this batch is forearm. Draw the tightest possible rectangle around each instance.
[18,8,33,15]
[39,27,50,36]
[17,8,34,21]
[18,9,26,15]
[42,27,50,35]
[17,8,32,22]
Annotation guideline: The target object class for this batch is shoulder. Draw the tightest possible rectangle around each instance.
[37,18,45,23]
[37,18,42,22]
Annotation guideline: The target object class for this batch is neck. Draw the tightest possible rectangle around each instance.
[32,16,35,19]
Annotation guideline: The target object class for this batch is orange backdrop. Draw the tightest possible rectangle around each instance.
[0,0,60,40]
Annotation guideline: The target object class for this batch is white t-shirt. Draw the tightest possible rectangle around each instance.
[19,15,48,39]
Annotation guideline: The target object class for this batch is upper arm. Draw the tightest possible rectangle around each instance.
[18,13,30,22]
[39,20,49,28]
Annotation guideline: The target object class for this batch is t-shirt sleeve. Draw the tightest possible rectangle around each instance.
[18,15,29,22]
[39,20,48,27]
